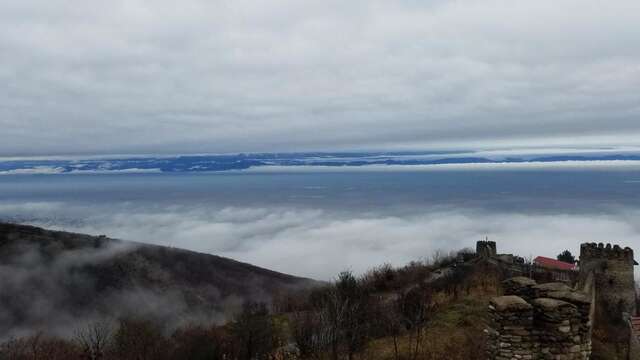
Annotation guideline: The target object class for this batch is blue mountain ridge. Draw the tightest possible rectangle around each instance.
[1,153,640,174]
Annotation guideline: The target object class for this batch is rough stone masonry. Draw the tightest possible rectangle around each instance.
[486,277,592,360]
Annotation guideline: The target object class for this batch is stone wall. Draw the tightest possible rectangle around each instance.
[487,295,535,359]
[503,277,536,301]
[486,278,592,360]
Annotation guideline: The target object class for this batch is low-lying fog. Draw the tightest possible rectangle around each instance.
[2,169,640,280]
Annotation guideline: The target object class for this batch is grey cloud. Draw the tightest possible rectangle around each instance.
[1,0,640,155]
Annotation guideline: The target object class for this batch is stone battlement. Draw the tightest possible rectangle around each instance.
[476,240,497,258]
[579,242,634,264]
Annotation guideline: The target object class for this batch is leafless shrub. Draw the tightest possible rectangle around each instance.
[362,263,396,292]
[290,310,324,359]
[397,284,435,360]
[73,321,113,360]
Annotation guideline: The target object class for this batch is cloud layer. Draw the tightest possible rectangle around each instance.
[2,0,640,155]
[3,202,639,280]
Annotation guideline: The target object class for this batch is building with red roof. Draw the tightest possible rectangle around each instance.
[533,256,576,271]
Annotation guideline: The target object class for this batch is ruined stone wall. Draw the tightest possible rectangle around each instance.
[487,277,592,360]
[487,295,535,359]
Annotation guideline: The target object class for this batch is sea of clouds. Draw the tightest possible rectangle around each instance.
[2,201,639,280]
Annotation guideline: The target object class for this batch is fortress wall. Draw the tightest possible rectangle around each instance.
[579,243,635,317]
[503,277,536,302]
[487,295,536,359]
[485,242,637,359]
[487,278,592,360]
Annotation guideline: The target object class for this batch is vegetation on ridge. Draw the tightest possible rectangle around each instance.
[0,225,503,359]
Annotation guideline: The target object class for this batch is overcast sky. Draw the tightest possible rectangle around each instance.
[2,0,640,156]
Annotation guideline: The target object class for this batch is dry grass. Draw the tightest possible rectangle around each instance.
[362,296,489,360]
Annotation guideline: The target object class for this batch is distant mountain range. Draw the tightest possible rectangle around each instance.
[2,151,640,174]
[0,222,316,339]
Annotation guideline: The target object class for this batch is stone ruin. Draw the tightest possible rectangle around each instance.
[477,240,498,258]
[483,241,640,359]
[486,277,592,360]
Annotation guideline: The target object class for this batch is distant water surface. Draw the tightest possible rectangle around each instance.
[2,170,640,213]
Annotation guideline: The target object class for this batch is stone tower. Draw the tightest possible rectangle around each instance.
[579,242,636,317]
[476,240,497,258]
[579,243,637,358]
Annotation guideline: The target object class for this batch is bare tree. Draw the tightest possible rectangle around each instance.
[315,286,346,360]
[74,321,113,360]
[430,250,444,267]
[397,284,435,360]
[377,301,404,360]
[290,310,324,359]
[337,271,370,360]
[309,271,373,360]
